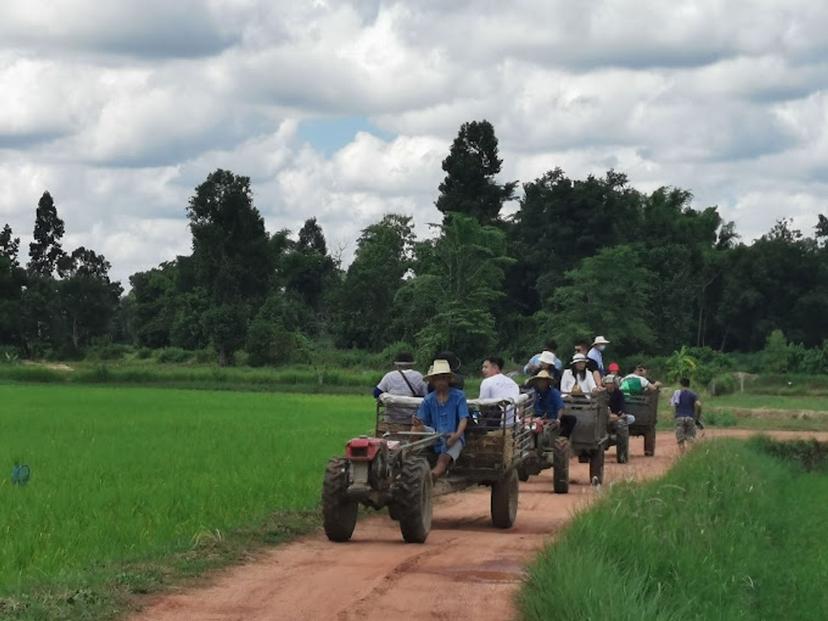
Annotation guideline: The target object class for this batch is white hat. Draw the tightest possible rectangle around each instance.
[570,353,588,366]
[539,350,559,366]
[592,336,611,346]
[602,374,618,385]
[424,359,455,381]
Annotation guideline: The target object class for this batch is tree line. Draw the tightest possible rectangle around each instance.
[2,120,827,366]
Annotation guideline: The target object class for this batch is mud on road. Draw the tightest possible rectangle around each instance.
[132,429,828,621]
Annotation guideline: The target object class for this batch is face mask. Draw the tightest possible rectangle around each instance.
[598,345,606,352]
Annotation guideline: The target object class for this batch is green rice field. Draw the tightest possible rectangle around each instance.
[0,384,373,616]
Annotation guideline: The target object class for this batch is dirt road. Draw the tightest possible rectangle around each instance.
[132,429,828,621]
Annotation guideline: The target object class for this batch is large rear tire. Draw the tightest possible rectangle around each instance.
[322,458,358,542]
[616,424,630,464]
[589,449,605,485]
[552,436,570,494]
[644,427,656,457]
[396,457,433,543]
[491,469,519,528]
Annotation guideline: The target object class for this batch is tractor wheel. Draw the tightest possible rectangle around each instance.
[322,458,358,542]
[491,468,519,528]
[616,424,630,464]
[552,437,570,494]
[517,463,530,482]
[644,427,656,457]
[396,457,433,543]
[589,449,605,485]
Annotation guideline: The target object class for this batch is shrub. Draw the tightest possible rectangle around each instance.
[156,347,193,364]
[87,343,132,361]
[0,345,20,364]
[136,347,153,359]
[708,373,737,396]
[705,410,737,427]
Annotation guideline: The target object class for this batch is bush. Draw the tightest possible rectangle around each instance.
[156,347,193,364]
[705,410,736,427]
[136,347,153,359]
[0,345,20,364]
[87,343,132,361]
[708,373,737,396]
[193,348,215,364]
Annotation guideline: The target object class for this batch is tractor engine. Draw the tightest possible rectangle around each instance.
[345,437,390,491]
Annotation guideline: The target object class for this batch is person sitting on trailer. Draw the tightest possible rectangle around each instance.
[523,340,563,376]
[525,369,576,437]
[373,351,427,424]
[603,374,635,425]
[413,359,470,480]
[620,364,662,395]
[479,355,520,425]
[560,353,599,396]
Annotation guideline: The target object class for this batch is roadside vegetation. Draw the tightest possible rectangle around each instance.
[0,384,373,620]
[519,437,828,621]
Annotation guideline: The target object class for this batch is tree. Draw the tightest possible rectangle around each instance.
[128,261,179,348]
[186,169,273,364]
[334,214,415,349]
[283,218,338,316]
[58,247,123,350]
[394,213,514,363]
[0,225,27,347]
[544,245,656,356]
[435,120,517,225]
[28,191,66,278]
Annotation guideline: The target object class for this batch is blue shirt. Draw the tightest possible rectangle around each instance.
[533,387,564,420]
[416,388,470,453]
[674,389,697,418]
[587,347,605,375]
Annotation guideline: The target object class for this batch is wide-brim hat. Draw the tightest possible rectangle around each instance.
[570,353,589,366]
[592,336,611,346]
[539,350,559,366]
[423,359,455,382]
[525,369,554,388]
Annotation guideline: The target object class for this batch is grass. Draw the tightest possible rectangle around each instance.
[519,437,828,620]
[0,384,374,620]
[0,362,383,394]
[706,393,828,412]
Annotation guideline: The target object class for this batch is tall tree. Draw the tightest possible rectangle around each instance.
[28,191,66,278]
[543,245,656,356]
[435,120,517,225]
[334,214,415,349]
[394,213,514,363]
[58,247,123,350]
[186,169,273,364]
[283,218,337,316]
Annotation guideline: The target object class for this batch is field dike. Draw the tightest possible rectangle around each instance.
[519,437,828,621]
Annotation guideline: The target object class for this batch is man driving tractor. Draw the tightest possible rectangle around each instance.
[412,359,470,480]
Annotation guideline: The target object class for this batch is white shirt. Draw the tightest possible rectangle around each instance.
[560,369,598,395]
[479,373,520,424]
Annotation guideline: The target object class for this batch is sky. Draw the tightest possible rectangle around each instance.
[1,0,826,284]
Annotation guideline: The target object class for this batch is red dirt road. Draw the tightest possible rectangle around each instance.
[132,430,828,621]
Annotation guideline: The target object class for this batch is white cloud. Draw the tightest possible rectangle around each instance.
[1,0,827,286]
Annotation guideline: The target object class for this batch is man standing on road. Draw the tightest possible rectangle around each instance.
[672,377,701,453]
[413,359,470,480]
[587,336,610,376]
[479,355,520,425]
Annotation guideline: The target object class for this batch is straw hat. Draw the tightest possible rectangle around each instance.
[539,350,559,366]
[525,369,554,388]
[592,336,611,346]
[423,359,455,382]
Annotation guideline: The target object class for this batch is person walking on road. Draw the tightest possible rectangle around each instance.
[672,377,701,453]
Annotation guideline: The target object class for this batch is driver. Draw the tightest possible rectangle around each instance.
[412,359,470,480]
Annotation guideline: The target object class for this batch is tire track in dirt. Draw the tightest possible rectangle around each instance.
[132,429,828,621]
